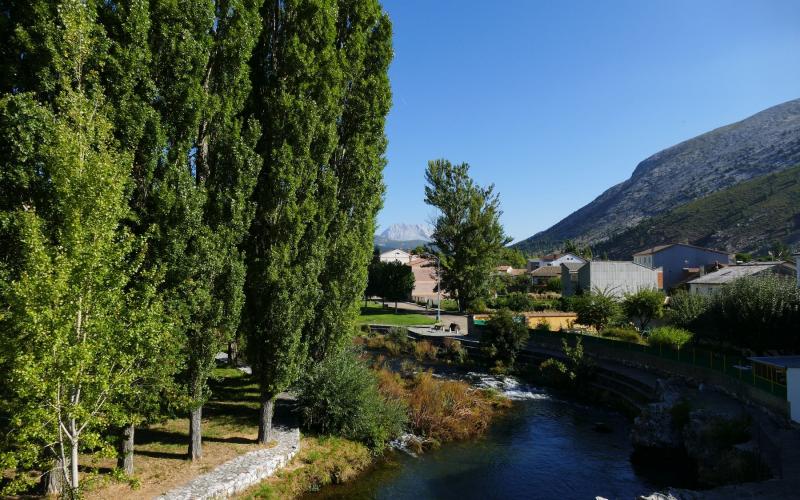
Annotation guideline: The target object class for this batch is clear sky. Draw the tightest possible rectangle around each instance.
[376,0,800,243]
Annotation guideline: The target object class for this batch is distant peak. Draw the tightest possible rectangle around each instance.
[377,223,433,242]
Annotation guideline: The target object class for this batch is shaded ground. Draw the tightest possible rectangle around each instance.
[85,366,297,500]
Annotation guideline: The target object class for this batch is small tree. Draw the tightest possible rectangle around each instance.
[573,291,621,331]
[546,276,562,293]
[666,290,709,329]
[382,261,415,312]
[483,308,529,366]
[622,289,665,330]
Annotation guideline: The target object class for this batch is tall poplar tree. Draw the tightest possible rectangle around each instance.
[0,0,164,493]
[306,0,393,361]
[245,0,343,443]
[144,0,264,460]
[424,159,511,312]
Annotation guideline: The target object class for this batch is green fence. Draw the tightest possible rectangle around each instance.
[528,329,788,400]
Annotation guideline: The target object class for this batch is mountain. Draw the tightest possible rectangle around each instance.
[593,164,800,259]
[373,223,433,251]
[377,223,433,242]
[515,98,800,254]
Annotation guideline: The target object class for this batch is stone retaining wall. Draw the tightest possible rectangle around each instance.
[156,426,300,500]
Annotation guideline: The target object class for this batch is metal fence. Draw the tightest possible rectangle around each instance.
[527,329,788,400]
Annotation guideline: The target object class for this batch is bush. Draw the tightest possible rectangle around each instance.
[387,327,412,351]
[600,327,641,343]
[441,337,468,364]
[545,276,562,293]
[503,291,537,312]
[572,291,622,331]
[483,308,529,365]
[667,290,710,329]
[534,319,551,331]
[538,338,595,391]
[648,326,693,349]
[708,275,800,351]
[297,349,408,451]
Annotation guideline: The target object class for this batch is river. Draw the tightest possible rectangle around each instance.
[304,375,682,500]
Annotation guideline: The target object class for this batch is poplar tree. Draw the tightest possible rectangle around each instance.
[145,0,263,460]
[245,0,343,443]
[306,0,393,361]
[425,160,511,312]
[0,0,164,493]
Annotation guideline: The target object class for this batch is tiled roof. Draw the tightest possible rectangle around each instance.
[633,243,730,257]
[531,266,561,277]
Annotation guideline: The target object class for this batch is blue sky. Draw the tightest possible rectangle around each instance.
[376,0,800,243]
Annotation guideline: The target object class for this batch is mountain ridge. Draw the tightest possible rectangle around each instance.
[514,98,800,254]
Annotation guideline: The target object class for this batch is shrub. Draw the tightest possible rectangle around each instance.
[622,289,665,330]
[483,308,529,365]
[405,372,498,442]
[539,358,571,389]
[503,291,536,312]
[441,337,468,364]
[545,276,562,293]
[413,340,439,361]
[670,399,691,430]
[648,326,693,349]
[297,349,408,451]
[538,338,595,391]
[708,274,800,351]
[572,291,622,331]
[387,327,412,351]
[667,290,710,329]
[535,319,551,331]
[600,327,641,343]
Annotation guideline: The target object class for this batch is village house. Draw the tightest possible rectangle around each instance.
[530,265,561,286]
[633,243,732,290]
[379,248,412,264]
[527,252,586,272]
[687,261,796,296]
[561,261,662,298]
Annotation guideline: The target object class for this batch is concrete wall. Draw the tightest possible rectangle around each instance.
[788,368,800,423]
[647,245,732,290]
[689,283,719,296]
[576,261,660,297]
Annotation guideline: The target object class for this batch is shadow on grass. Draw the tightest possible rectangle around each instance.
[136,449,187,461]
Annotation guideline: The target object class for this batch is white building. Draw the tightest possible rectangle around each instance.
[561,261,662,298]
[687,262,796,296]
[379,248,412,264]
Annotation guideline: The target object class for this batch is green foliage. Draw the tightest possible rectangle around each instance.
[496,247,527,268]
[381,261,416,305]
[572,291,622,331]
[666,290,710,329]
[705,274,800,351]
[441,338,468,364]
[600,327,642,343]
[425,159,511,312]
[545,276,562,293]
[538,338,595,391]
[483,309,529,365]
[648,326,694,349]
[307,0,393,361]
[535,319,551,331]
[296,349,407,452]
[622,289,665,330]
[500,291,537,312]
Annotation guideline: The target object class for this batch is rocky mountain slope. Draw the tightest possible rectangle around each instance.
[376,223,433,242]
[515,98,800,253]
[593,164,800,259]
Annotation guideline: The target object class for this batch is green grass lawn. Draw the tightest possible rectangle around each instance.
[357,301,436,326]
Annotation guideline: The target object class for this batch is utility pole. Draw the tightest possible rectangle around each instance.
[436,256,441,323]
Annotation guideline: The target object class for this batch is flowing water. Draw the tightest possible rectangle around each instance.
[304,375,672,500]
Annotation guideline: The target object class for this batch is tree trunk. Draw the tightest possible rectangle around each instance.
[70,433,79,491]
[44,458,65,495]
[189,406,202,461]
[117,423,135,475]
[227,341,238,366]
[257,394,275,444]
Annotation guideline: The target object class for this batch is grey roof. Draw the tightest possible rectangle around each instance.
[749,356,800,369]
[686,263,785,285]
[560,262,585,272]
[531,266,561,277]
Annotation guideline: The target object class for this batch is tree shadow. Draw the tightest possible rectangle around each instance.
[135,449,187,461]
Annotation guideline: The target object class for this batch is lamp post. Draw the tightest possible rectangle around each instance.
[436,256,441,323]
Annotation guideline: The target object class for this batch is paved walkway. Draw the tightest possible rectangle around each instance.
[389,301,469,332]
[155,425,300,500]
